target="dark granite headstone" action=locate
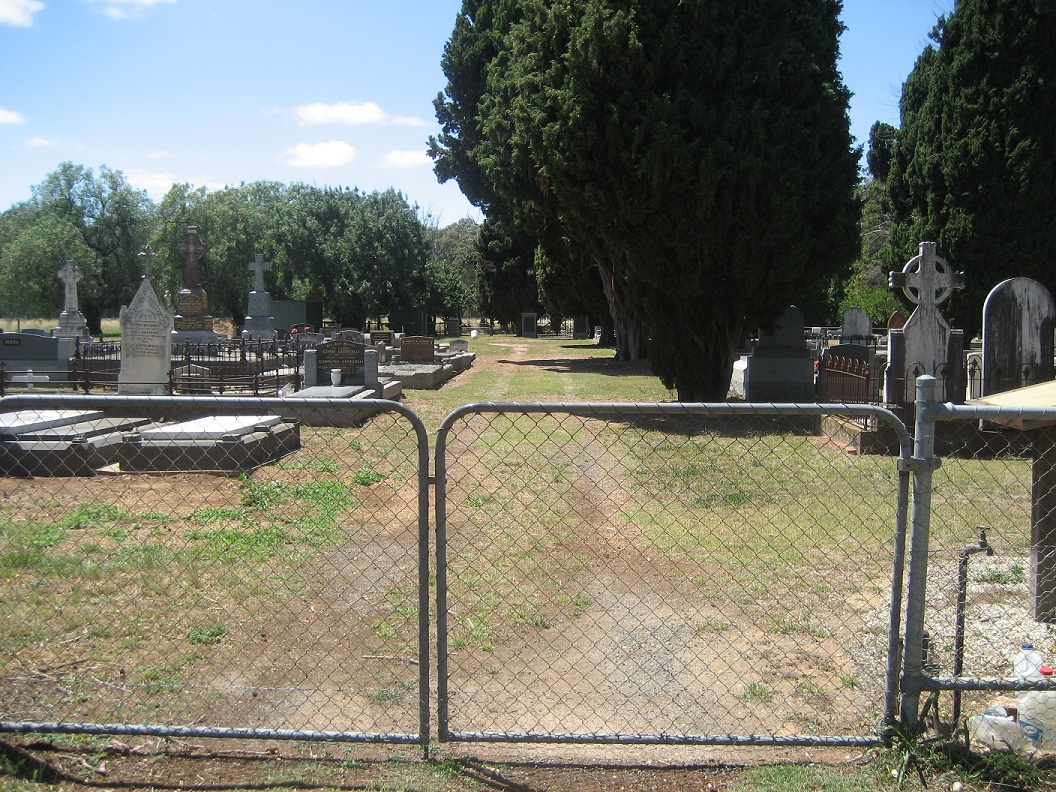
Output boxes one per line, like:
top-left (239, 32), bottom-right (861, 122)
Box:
top-left (981, 278), bottom-right (1055, 396)
top-left (399, 336), bottom-right (435, 363)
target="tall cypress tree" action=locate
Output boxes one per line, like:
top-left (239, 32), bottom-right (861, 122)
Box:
top-left (888, 0), bottom-right (1056, 337)
top-left (433, 1), bottom-right (859, 400)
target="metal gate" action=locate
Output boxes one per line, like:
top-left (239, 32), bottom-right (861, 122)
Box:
top-left (0, 393), bottom-right (431, 747)
top-left (434, 401), bottom-right (911, 746)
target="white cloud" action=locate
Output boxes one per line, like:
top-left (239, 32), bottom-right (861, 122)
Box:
top-left (0, 107), bottom-right (27, 124)
top-left (147, 150), bottom-right (170, 159)
top-left (280, 141), bottom-right (356, 169)
top-left (382, 149), bottom-right (430, 169)
top-left (85, 0), bottom-right (176, 21)
top-left (391, 115), bottom-right (426, 128)
top-left (0, 0), bottom-right (44, 27)
top-left (25, 135), bottom-right (56, 147)
top-left (296, 101), bottom-right (387, 127)
top-left (124, 168), bottom-right (224, 201)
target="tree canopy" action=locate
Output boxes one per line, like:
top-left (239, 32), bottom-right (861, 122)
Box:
top-left (431, 0), bottom-right (860, 399)
top-left (0, 167), bottom-right (476, 335)
top-left (887, 0), bottom-right (1056, 337)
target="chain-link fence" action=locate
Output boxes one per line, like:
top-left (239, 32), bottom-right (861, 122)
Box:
top-left (899, 377), bottom-right (1056, 736)
top-left (435, 402), bottom-right (911, 746)
top-left (0, 394), bottom-right (430, 746)
top-left (8, 381), bottom-right (1056, 751)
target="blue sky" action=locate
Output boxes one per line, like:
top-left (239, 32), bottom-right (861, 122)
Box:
top-left (1, 0), bottom-right (954, 228)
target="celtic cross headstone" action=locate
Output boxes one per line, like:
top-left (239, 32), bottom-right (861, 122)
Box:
top-left (884, 241), bottom-right (966, 405)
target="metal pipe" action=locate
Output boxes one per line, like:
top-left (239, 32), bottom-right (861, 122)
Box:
top-left (953, 526), bottom-right (995, 726)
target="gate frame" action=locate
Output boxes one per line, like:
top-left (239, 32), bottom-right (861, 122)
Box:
top-left (435, 400), bottom-right (912, 747)
top-left (899, 376), bottom-right (1056, 734)
top-left (0, 393), bottom-right (433, 750)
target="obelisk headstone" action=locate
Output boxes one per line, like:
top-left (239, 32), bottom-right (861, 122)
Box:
top-left (53, 260), bottom-right (89, 338)
top-left (118, 247), bottom-right (173, 394)
top-left (172, 225), bottom-right (218, 342)
top-left (242, 254), bottom-right (276, 340)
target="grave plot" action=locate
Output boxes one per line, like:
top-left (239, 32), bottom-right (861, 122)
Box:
top-left (0, 409), bottom-right (155, 476)
top-left (119, 414), bottom-right (300, 473)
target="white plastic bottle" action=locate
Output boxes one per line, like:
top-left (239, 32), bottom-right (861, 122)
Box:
top-left (1015, 643), bottom-right (1045, 681)
top-left (1019, 666), bottom-right (1056, 749)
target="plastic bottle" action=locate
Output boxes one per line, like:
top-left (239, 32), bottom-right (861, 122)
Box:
top-left (1019, 665), bottom-right (1056, 750)
top-left (1014, 643), bottom-right (1045, 682)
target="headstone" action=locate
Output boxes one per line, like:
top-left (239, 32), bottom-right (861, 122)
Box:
top-left (887, 311), bottom-right (907, 331)
top-left (399, 335), bottom-right (435, 364)
top-left (242, 254), bottom-right (276, 340)
top-left (743, 306), bottom-right (815, 402)
top-left (388, 306), bottom-right (427, 336)
top-left (370, 330), bottom-right (394, 346)
top-left (572, 315), bottom-right (590, 339)
top-left (981, 278), bottom-right (1055, 397)
top-left (301, 339), bottom-right (380, 389)
top-left (840, 306), bottom-right (872, 345)
top-left (522, 312), bottom-right (538, 339)
top-left (448, 339), bottom-right (470, 353)
top-left (0, 332), bottom-right (75, 379)
top-left (334, 329), bottom-right (366, 344)
top-left (118, 248), bottom-right (173, 395)
top-left (53, 260), bottom-right (89, 338)
top-left (172, 226), bottom-right (219, 342)
top-left (885, 242), bottom-right (966, 406)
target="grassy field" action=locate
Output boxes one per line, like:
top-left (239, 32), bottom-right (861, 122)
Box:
top-left (0, 333), bottom-right (1050, 791)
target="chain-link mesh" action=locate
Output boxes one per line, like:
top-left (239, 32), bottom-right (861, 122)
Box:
top-left (436, 403), bottom-right (909, 745)
top-left (0, 395), bottom-right (428, 744)
top-left (912, 404), bottom-right (1056, 733)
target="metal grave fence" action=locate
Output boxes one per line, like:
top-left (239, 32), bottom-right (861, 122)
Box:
top-left (0, 394), bottom-right (430, 747)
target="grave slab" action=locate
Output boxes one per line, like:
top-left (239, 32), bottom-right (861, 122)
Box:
top-left (120, 414), bottom-right (299, 472)
top-left (0, 411), bottom-right (154, 476)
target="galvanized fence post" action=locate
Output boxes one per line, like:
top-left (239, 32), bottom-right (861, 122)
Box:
top-left (900, 375), bottom-right (940, 734)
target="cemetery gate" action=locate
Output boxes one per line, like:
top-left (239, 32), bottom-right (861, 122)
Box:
top-left (0, 394), bottom-right (432, 748)
top-left (6, 386), bottom-right (1056, 751)
top-left (434, 400), bottom-right (913, 747)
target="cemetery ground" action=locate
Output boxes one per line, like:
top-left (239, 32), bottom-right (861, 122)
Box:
top-left (1, 333), bottom-right (1053, 791)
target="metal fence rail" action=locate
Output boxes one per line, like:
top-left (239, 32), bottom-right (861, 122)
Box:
top-left (899, 377), bottom-right (1056, 735)
top-left (435, 401), bottom-right (912, 747)
top-left (0, 394), bottom-right (430, 747)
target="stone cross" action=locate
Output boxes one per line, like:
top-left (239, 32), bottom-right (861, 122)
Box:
top-left (889, 241), bottom-right (964, 312)
top-left (57, 260), bottom-right (81, 313)
top-left (884, 241), bottom-right (967, 404)
top-left (138, 246), bottom-right (156, 279)
top-left (248, 254), bottom-right (270, 292)
top-left (177, 226), bottom-right (208, 289)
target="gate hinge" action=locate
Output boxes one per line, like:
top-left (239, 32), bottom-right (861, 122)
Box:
top-left (897, 456), bottom-right (942, 473)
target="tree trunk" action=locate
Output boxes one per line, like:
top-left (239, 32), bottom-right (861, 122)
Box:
top-left (596, 258), bottom-right (647, 361)
top-left (676, 319), bottom-right (744, 402)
